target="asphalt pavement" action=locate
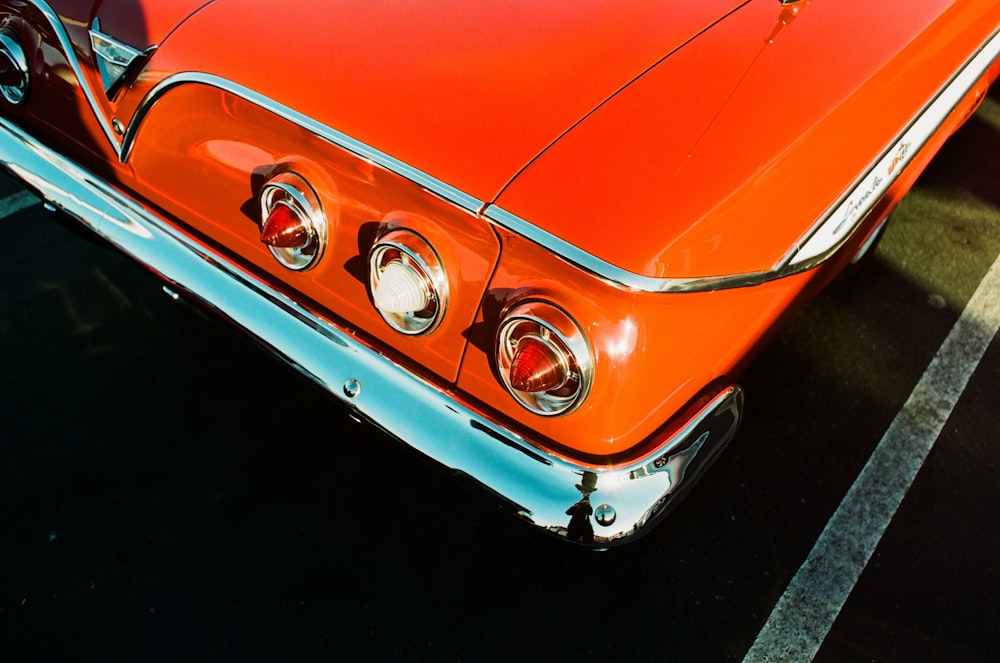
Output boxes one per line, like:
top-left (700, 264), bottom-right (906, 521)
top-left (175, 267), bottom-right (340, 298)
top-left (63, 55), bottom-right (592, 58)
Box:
top-left (1, 89), bottom-right (998, 662)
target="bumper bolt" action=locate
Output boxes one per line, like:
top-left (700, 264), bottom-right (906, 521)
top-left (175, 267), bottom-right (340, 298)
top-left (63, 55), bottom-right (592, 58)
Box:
top-left (594, 504), bottom-right (616, 527)
top-left (343, 379), bottom-right (361, 399)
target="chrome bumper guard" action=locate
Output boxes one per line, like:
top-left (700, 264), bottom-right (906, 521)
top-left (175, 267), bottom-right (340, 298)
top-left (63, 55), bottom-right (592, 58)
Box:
top-left (0, 115), bottom-right (743, 546)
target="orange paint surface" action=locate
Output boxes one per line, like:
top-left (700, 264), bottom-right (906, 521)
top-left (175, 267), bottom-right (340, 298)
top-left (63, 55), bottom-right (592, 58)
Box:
top-left (127, 84), bottom-right (500, 383)
top-left (3, 0), bottom-right (998, 459)
top-left (495, 0), bottom-right (1000, 279)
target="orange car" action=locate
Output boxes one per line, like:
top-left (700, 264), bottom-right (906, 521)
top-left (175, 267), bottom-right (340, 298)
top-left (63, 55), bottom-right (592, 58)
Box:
top-left (1, 0), bottom-right (998, 545)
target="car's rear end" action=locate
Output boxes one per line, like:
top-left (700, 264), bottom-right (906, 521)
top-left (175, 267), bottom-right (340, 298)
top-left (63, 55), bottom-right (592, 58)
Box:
top-left (1, 0), bottom-right (997, 545)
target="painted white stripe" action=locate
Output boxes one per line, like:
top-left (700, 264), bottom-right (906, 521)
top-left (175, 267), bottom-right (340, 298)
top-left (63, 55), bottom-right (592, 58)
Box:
top-left (743, 251), bottom-right (1000, 663)
top-left (0, 189), bottom-right (40, 219)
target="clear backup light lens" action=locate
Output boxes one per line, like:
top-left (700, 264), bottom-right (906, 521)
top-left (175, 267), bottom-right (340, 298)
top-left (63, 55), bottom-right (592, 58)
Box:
top-left (496, 302), bottom-right (594, 416)
top-left (368, 229), bottom-right (448, 335)
top-left (259, 172), bottom-right (327, 270)
top-left (372, 259), bottom-right (430, 313)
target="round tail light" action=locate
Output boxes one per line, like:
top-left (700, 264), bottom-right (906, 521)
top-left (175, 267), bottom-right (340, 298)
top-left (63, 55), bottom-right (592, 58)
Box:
top-left (0, 26), bottom-right (30, 105)
top-left (496, 302), bottom-right (593, 416)
top-left (259, 172), bottom-right (326, 270)
top-left (368, 229), bottom-right (447, 335)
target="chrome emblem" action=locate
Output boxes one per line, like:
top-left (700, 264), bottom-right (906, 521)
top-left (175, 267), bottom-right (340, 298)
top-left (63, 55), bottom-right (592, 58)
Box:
top-left (89, 19), bottom-right (144, 97)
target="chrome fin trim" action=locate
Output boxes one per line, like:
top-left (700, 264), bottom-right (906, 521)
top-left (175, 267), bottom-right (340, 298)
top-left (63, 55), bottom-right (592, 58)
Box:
top-left (483, 205), bottom-right (773, 292)
top-left (18, 0), bottom-right (121, 150)
top-left (0, 113), bottom-right (743, 546)
top-left (120, 72), bottom-right (485, 213)
top-left (120, 72), bottom-right (771, 293)
top-left (780, 24), bottom-right (1000, 273)
top-left (487, 26), bottom-right (1000, 293)
top-left (14, 1), bottom-right (1000, 293)
top-left (89, 19), bottom-right (146, 97)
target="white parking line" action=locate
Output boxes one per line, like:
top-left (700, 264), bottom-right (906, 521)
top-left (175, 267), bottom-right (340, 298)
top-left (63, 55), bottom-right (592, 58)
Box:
top-left (743, 251), bottom-right (1000, 663)
top-left (0, 189), bottom-right (40, 219)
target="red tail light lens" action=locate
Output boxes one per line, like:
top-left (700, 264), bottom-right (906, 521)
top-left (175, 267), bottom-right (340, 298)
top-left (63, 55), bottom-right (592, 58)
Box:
top-left (509, 335), bottom-right (568, 392)
top-left (260, 202), bottom-right (311, 249)
top-left (259, 172), bottom-right (327, 270)
top-left (497, 302), bottom-right (593, 416)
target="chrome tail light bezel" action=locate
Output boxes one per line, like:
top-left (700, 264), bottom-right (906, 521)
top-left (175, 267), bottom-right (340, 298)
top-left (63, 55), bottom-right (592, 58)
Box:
top-left (368, 228), bottom-right (449, 335)
top-left (259, 171), bottom-right (327, 271)
top-left (496, 301), bottom-right (594, 416)
top-left (0, 25), bottom-right (30, 106)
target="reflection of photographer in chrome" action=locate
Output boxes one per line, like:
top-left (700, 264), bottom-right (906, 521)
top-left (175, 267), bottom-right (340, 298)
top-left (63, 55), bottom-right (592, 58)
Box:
top-left (566, 495), bottom-right (594, 544)
top-left (566, 470), bottom-right (597, 543)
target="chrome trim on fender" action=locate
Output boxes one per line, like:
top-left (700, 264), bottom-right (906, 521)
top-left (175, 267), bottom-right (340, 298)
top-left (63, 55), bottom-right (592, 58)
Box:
top-left (484, 205), bottom-right (774, 292)
top-left (122, 73), bottom-right (766, 293)
top-left (16, 0), bottom-right (122, 150)
top-left (12, 0), bottom-right (1000, 294)
top-left (121, 72), bottom-right (485, 214)
top-left (486, 26), bottom-right (1000, 292)
top-left (0, 114), bottom-right (743, 546)
top-left (781, 25), bottom-right (1000, 273)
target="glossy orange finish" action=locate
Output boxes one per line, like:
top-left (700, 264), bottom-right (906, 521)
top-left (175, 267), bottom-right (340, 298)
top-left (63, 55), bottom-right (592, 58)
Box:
top-left (459, 115), bottom-right (968, 458)
top-left (495, 0), bottom-right (1000, 278)
top-left (94, 0), bottom-right (209, 50)
top-left (125, 84), bottom-right (500, 383)
top-left (2, 0), bottom-right (998, 460)
top-left (118, 0), bottom-right (747, 203)
top-left (459, 229), bottom-right (827, 458)
top-left (0, 11), bottom-right (117, 166)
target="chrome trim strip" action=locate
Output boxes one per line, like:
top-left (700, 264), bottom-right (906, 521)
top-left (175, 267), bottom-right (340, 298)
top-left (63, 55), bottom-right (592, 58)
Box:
top-left (781, 24), bottom-right (1000, 272)
top-left (485, 26), bottom-right (1000, 293)
top-left (19, 0), bottom-right (122, 150)
top-left (0, 113), bottom-right (743, 546)
top-left (13, 0), bottom-right (1000, 293)
top-left (484, 205), bottom-right (773, 292)
top-left (121, 72), bottom-right (485, 213)
top-left (123, 71), bottom-right (767, 292)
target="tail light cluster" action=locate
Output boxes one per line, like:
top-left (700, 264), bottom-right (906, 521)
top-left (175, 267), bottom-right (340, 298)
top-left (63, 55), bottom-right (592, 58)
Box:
top-left (258, 172), bottom-right (595, 416)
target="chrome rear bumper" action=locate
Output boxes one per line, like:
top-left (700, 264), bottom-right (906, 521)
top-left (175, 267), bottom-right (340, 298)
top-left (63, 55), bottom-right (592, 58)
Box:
top-left (0, 115), bottom-right (743, 546)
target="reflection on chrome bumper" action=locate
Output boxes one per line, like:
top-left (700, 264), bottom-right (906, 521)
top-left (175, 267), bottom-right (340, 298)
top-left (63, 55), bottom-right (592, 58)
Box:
top-left (0, 115), bottom-right (743, 546)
